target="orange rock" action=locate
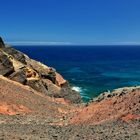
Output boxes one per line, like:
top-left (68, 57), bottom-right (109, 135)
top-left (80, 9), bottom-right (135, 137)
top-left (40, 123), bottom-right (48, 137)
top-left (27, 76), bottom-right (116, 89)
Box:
top-left (0, 102), bottom-right (30, 115)
top-left (55, 98), bottom-right (70, 105)
top-left (69, 88), bottom-right (140, 125)
top-left (55, 72), bottom-right (67, 87)
top-left (121, 114), bottom-right (140, 122)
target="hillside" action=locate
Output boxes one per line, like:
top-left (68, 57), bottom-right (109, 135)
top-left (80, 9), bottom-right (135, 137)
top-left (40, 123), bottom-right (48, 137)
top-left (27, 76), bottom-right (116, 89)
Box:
top-left (0, 37), bottom-right (140, 140)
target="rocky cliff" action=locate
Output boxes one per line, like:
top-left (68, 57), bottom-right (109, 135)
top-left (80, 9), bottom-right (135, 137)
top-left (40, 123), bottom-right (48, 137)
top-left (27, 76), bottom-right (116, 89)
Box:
top-left (0, 37), bottom-right (140, 140)
top-left (0, 37), bottom-right (81, 103)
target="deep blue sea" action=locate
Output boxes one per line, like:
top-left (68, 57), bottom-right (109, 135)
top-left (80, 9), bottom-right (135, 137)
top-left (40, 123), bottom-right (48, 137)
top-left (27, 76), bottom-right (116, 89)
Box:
top-left (14, 45), bottom-right (140, 101)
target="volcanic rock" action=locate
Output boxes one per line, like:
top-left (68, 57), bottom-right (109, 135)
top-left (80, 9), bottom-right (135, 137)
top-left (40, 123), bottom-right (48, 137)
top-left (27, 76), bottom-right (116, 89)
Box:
top-left (0, 37), bottom-right (81, 103)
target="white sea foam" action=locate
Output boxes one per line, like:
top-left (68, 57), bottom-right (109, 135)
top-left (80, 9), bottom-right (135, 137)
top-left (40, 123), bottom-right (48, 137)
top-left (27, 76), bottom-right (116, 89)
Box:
top-left (72, 86), bottom-right (89, 99)
top-left (72, 86), bottom-right (83, 93)
top-left (72, 86), bottom-right (90, 100)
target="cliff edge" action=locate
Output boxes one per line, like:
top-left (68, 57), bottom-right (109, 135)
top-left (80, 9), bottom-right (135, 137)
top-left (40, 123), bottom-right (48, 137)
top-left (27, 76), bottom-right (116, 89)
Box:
top-left (0, 37), bottom-right (81, 104)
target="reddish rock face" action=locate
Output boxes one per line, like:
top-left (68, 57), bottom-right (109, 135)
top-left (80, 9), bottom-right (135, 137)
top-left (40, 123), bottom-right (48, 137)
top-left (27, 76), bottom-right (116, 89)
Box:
top-left (121, 114), bottom-right (140, 122)
top-left (0, 102), bottom-right (31, 115)
top-left (55, 72), bottom-right (67, 87)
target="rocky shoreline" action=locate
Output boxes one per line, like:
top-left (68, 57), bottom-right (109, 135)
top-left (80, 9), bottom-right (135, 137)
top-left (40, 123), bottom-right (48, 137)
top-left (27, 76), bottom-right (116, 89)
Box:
top-left (0, 37), bottom-right (140, 139)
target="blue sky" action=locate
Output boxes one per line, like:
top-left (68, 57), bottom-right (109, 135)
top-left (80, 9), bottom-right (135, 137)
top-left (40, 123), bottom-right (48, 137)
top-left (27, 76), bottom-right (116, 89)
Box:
top-left (1, 0), bottom-right (140, 45)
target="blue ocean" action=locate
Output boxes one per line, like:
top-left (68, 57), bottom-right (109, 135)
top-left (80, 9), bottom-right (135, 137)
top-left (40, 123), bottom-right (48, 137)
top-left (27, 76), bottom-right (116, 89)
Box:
top-left (14, 45), bottom-right (140, 101)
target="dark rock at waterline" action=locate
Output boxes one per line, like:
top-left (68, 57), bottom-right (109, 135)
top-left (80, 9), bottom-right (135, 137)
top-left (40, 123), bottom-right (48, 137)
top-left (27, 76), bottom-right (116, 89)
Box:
top-left (57, 87), bottom-right (82, 104)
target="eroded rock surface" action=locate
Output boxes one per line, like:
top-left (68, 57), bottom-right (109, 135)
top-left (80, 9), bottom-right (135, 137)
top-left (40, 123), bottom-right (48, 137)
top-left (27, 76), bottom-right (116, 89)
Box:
top-left (0, 37), bottom-right (81, 103)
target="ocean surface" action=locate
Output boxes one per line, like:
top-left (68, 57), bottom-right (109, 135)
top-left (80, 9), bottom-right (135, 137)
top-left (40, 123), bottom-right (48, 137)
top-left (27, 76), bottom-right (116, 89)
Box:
top-left (14, 45), bottom-right (140, 101)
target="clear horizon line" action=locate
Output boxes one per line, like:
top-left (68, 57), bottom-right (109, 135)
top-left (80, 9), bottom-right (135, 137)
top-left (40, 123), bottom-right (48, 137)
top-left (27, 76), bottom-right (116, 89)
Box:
top-left (6, 41), bottom-right (72, 45)
top-left (5, 41), bottom-right (140, 46)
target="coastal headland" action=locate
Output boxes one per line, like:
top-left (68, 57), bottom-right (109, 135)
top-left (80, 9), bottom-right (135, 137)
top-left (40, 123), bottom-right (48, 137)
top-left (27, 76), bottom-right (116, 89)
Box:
top-left (0, 37), bottom-right (140, 139)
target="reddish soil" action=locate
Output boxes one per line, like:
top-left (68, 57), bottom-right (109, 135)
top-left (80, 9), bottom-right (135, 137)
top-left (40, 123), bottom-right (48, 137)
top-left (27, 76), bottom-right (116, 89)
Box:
top-left (0, 75), bottom-right (140, 125)
top-left (70, 88), bottom-right (140, 125)
top-left (0, 73), bottom-right (140, 139)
